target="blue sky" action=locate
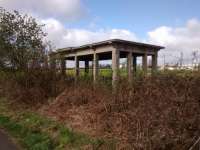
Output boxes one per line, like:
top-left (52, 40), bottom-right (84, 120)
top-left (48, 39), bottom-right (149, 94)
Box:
top-left (1, 0), bottom-right (200, 64)
top-left (72, 0), bottom-right (200, 38)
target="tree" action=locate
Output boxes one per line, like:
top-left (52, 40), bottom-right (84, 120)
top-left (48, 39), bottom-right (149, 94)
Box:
top-left (0, 7), bottom-right (47, 71)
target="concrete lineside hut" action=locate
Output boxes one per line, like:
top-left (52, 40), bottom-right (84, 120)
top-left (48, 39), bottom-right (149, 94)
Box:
top-left (50, 39), bottom-right (164, 86)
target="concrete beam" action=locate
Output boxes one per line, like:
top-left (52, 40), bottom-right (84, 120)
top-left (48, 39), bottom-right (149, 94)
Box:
top-left (117, 46), bottom-right (156, 55)
top-left (64, 45), bottom-right (114, 58)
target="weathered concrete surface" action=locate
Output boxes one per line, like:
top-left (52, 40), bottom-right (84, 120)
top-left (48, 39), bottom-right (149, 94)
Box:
top-left (51, 39), bottom-right (164, 85)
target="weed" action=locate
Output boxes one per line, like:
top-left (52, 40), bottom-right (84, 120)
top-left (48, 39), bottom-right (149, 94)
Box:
top-left (0, 97), bottom-right (110, 149)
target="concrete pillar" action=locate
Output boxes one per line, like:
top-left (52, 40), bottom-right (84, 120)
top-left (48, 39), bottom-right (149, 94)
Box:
top-left (112, 48), bottom-right (120, 87)
top-left (142, 53), bottom-right (148, 75)
top-left (127, 52), bottom-right (133, 81)
top-left (61, 57), bottom-right (66, 75)
top-left (133, 55), bottom-right (137, 75)
top-left (75, 55), bottom-right (79, 78)
top-left (93, 52), bottom-right (99, 82)
top-left (85, 60), bottom-right (89, 74)
top-left (152, 52), bottom-right (158, 74)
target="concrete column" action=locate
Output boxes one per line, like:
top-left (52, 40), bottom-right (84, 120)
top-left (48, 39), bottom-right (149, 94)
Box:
top-left (93, 52), bottom-right (99, 82)
top-left (127, 52), bottom-right (133, 81)
top-left (61, 57), bottom-right (66, 75)
top-left (133, 55), bottom-right (137, 75)
top-left (112, 48), bottom-right (120, 87)
top-left (142, 52), bottom-right (148, 75)
top-left (75, 55), bottom-right (79, 78)
top-left (152, 51), bottom-right (158, 74)
top-left (85, 60), bottom-right (89, 74)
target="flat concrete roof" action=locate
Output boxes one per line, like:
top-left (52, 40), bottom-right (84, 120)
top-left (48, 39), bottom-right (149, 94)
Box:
top-left (56, 39), bottom-right (165, 53)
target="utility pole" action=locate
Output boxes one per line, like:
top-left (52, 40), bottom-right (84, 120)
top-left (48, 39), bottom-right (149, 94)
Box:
top-left (192, 50), bottom-right (199, 70)
top-left (163, 54), bottom-right (166, 70)
top-left (179, 52), bottom-right (183, 69)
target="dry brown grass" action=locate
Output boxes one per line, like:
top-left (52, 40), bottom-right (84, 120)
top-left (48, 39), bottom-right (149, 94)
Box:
top-left (41, 71), bottom-right (200, 150)
top-left (1, 69), bottom-right (200, 149)
top-left (0, 69), bottom-right (70, 107)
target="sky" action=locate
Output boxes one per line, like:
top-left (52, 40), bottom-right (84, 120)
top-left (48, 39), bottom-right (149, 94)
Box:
top-left (0, 0), bottom-right (200, 65)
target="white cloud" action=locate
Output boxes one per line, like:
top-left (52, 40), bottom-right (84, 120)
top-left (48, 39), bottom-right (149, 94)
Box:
top-left (41, 18), bottom-right (138, 48)
top-left (0, 0), bottom-right (137, 48)
top-left (0, 0), bottom-right (85, 21)
top-left (41, 18), bottom-right (200, 65)
top-left (148, 18), bottom-right (200, 65)
top-left (40, 18), bottom-right (137, 68)
top-left (1, 0), bottom-right (199, 65)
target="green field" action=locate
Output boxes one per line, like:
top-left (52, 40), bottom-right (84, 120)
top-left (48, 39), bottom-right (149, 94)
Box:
top-left (65, 68), bottom-right (148, 78)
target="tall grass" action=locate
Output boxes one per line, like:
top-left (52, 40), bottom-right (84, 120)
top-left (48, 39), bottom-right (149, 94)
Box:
top-left (0, 69), bottom-right (70, 105)
top-left (1, 68), bottom-right (200, 149)
top-left (42, 70), bottom-right (200, 150)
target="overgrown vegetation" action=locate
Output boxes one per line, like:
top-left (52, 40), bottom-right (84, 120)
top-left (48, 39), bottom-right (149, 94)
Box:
top-left (42, 71), bottom-right (200, 150)
top-left (0, 7), bottom-right (108, 149)
top-left (0, 7), bottom-right (200, 150)
top-left (0, 7), bottom-right (66, 104)
top-left (0, 98), bottom-right (109, 150)
top-left (0, 7), bottom-right (47, 71)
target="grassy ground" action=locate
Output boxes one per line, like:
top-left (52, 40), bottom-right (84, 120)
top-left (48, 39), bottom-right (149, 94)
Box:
top-left (66, 68), bottom-right (114, 77)
top-left (63, 68), bottom-right (199, 84)
top-left (66, 68), bottom-right (148, 78)
top-left (0, 97), bottom-right (110, 150)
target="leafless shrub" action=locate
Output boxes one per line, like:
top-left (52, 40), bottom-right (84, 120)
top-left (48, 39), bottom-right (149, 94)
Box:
top-left (0, 69), bottom-right (69, 107)
top-left (42, 71), bottom-right (200, 150)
